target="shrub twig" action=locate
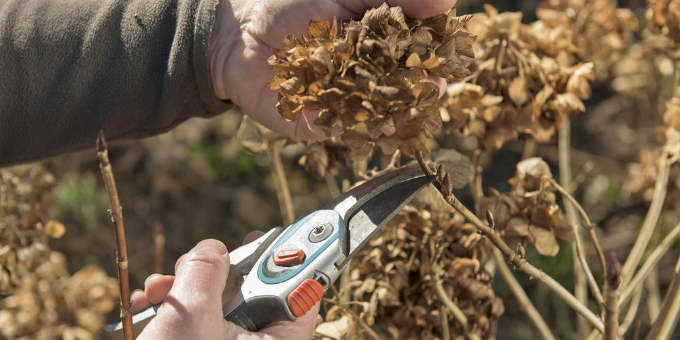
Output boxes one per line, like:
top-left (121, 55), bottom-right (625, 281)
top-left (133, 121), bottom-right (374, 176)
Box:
top-left (645, 257), bottom-right (680, 340)
top-left (96, 131), bottom-right (134, 340)
top-left (558, 122), bottom-right (590, 336)
top-left (604, 252), bottom-right (621, 340)
top-left (620, 152), bottom-right (671, 288)
top-left (491, 248), bottom-right (555, 340)
top-left (618, 222), bottom-right (680, 308)
top-left (550, 178), bottom-right (607, 288)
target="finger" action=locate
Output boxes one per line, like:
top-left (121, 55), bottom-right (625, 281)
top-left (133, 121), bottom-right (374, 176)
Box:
top-left (144, 274), bottom-right (175, 305)
top-left (169, 239), bottom-right (230, 314)
top-left (339, 0), bottom-right (457, 19)
top-left (388, 0), bottom-right (458, 18)
top-left (259, 302), bottom-right (321, 338)
top-left (242, 231), bottom-right (265, 245)
top-left (174, 254), bottom-right (186, 273)
top-left (131, 289), bottom-right (151, 313)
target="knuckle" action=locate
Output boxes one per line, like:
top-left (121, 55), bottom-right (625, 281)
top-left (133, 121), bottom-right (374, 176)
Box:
top-left (183, 250), bottom-right (228, 270)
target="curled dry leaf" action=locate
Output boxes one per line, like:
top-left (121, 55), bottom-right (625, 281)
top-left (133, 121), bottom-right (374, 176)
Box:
top-left (269, 4), bottom-right (475, 176)
top-left (478, 158), bottom-right (572, 256)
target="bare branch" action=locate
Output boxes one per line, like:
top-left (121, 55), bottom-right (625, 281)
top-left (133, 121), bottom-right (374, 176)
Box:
top-left (96, 131), bottom-right (134, 340)
top-left (604, 252), bottom-right (622, 340)
top-left (619, 222), bottom-right (680, 308)
top-left (550, 178), bottom-right (607, 287)
top-left (646, 257), bottom-right (680, 340)
top-left (492, 248), bottom-right (555, 340)
top-left (620, 152), bottom-right (671, 288)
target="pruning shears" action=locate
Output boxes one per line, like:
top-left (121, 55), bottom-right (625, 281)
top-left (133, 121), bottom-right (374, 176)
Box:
top-left (104, 164), bottom-right (433, 334)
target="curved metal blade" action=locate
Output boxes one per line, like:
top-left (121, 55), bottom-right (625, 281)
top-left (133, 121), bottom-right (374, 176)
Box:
top-left (328, 164), bottom-right (434, 267)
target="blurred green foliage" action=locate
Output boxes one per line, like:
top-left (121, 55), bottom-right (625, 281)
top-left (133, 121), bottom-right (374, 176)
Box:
top-left (51, 173), bottom-right (108, 230)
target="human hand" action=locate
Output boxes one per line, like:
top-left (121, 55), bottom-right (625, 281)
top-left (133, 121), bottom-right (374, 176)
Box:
top-left (209, 0), bottom-right (458, 140)
top-left (130, 236), bottom-right (318, 340)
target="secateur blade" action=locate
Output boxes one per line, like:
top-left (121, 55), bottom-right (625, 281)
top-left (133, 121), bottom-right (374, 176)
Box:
top-left (328, 163), bottom-right (433, 268)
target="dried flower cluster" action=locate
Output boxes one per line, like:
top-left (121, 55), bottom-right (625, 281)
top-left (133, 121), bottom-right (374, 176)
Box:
top-left (0, 166), bottom-right (118, 339)
top-left (537, 0), bottom-right (638, 79)
top-left (440, 5), bottom-right (595, 149)
top-left (269, 4), bottom-right (475, 176)
top-left (647, 0), bottom-right (680, 46)
top-left (477, 158), bottom-right (573, 256)
top-left (316, 188), bottom-right (503, 339)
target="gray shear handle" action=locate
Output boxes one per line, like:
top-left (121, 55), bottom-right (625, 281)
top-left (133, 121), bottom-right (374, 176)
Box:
top-left (225, 297), bottom-right (292, 331)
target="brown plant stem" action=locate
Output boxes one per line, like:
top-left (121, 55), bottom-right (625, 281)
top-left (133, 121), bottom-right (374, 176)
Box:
top-left (619, 287), bottom-right (642, 336)
top-left (620, 152), bottom-right (671, 288)
top-left (492, 248), bottom-right (555, 340)
top-left (471, 150), bottom-right (484, 201)
top-left (645, 257), bottom-right (680, 340)
top-left (645, 269), bottom-right (662, 321)
top-left (604, 252), bottom-right (621, 340)
top-left (432, 265), bottom-right (482, 340)
top-left (440, 306), bottom-right (450, 340)
top-left (415, 152), bottom-right (605, 333)
top-left (96, 131), bottom-right (134, 340)
top-left (266, 138), bottom-right (295, 226)
top-left (618, 222), bottom-right (680, 308)
top-left (550, 178), bottom-right (607, 288)
top-left (558, 121), bottom-right (598, 334)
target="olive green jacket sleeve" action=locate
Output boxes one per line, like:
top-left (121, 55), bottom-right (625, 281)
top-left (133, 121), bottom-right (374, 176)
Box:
top-left (0, 0), bottom-right (233, 166)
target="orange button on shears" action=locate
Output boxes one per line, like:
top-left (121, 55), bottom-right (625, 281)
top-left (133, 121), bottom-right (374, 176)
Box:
top-left (287, 278), bottom-right (324, 317)
top-left (273, 248), bottom-right (306, 266)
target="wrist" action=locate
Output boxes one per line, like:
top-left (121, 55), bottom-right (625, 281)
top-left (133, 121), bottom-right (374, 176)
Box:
top-left (208, 0), bottom-right (242, 101)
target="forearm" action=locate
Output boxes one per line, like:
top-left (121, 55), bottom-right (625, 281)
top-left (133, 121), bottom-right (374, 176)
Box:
top-left (0, 0), bottom-right (232, 165)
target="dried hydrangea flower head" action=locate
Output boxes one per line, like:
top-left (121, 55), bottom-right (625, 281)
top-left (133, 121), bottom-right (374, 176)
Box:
top-left (537, 0), bottom-right (638, 79)
top-left (319, 187), bottom-right (503, 338)
top-left (0, 166), bottom-right (118, 339)
top-left (269, 4), bottom-right (476, 169)
top-left (478, 158), bottom-right (573, 256)
top-left (647, 0), bottom-right (680, 46)
top-left (440, 5), bottom-right (595, 149)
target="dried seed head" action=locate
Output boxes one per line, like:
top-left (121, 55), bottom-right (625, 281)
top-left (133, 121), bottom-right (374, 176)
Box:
top-left (270, 5), bottom-right (476, 176)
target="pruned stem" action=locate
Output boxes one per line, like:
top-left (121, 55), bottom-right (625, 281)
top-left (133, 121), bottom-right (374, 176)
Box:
top-left (620, 152), bottom-right (671, 288)
top-left (618, 222), bottom-right (680, 308)
top-left (415, 153), bottom-right (605, 333)
top-left (492, 248), bottom-right (555, 340)
top-left (96, 131), bottom-right (134, 340)
top-left (646, 257), bottom-right (680, 340)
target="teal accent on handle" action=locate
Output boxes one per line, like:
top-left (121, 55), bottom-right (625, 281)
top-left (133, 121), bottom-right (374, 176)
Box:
top-left (258, 210), bottom-right (343, 284)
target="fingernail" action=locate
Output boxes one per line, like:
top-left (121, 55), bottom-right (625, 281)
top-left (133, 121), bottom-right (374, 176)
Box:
top-left (192, 239), bottom-right (228, 255)
top-left (144, 273), bottom-right (162, 286)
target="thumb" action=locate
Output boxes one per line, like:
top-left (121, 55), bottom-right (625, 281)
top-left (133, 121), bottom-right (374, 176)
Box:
top-left (171, 239), bottom-right (230, 313)
top-left (140, 239), bottom-right (230, 339)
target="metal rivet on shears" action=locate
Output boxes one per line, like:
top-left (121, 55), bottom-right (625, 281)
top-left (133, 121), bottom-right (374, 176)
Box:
top-left (308, 223), bottom-right (332, 243)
